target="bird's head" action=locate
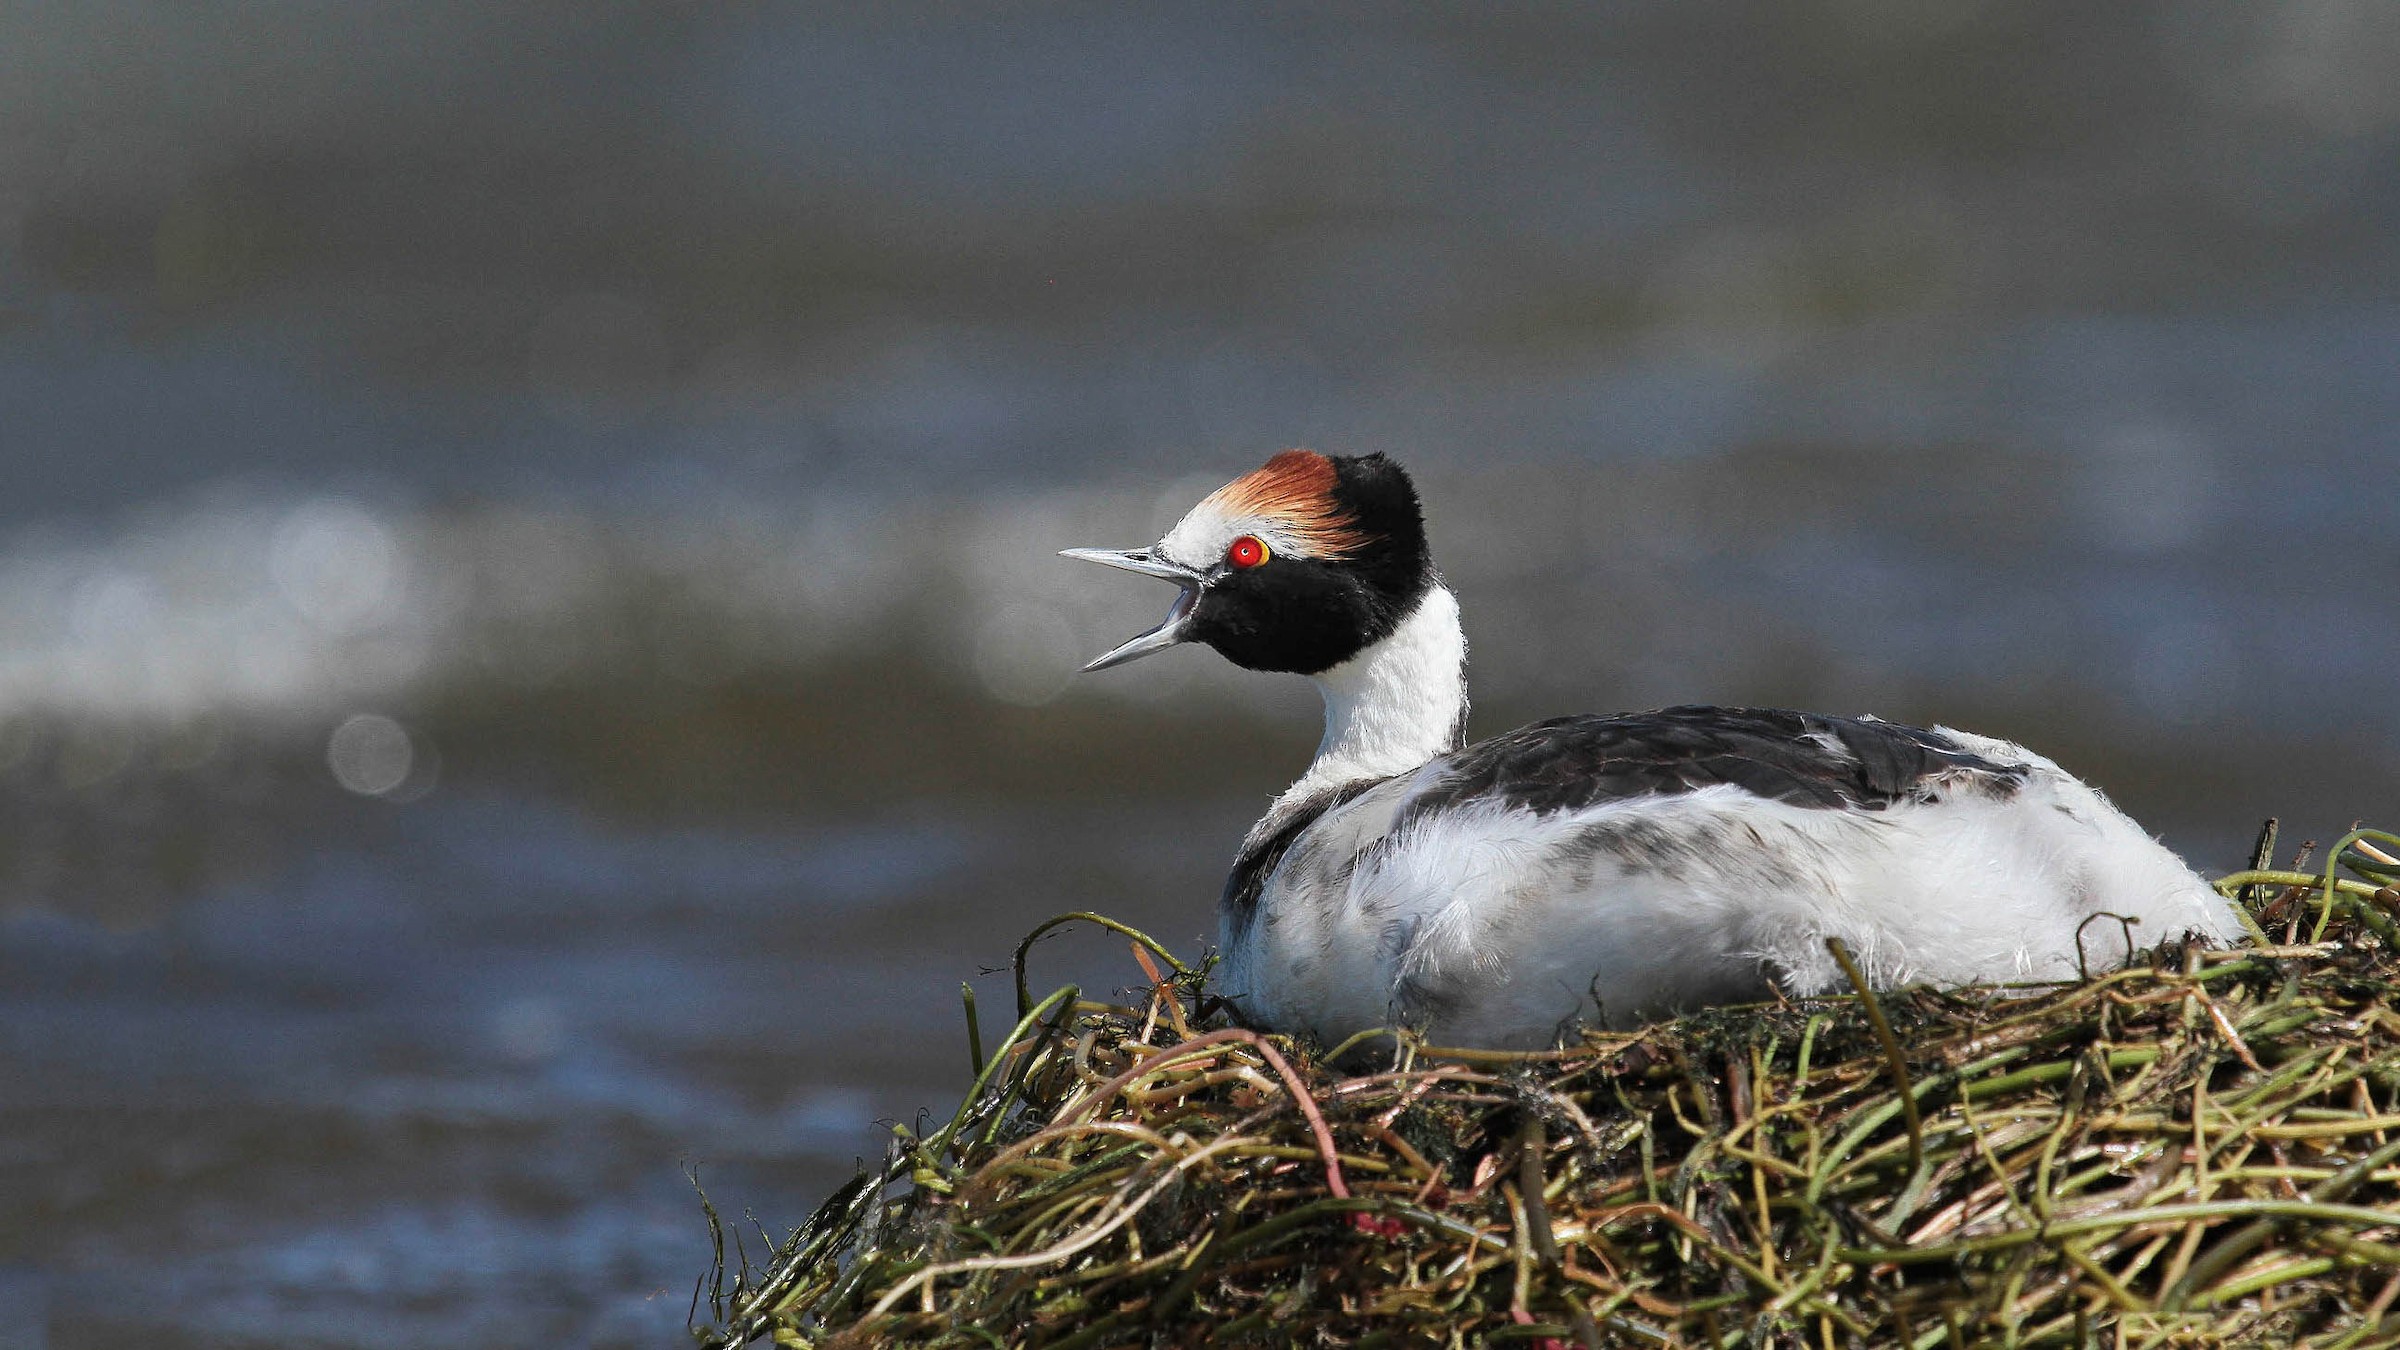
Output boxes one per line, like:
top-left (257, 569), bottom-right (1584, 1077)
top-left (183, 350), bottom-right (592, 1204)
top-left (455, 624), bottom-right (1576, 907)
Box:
top-left (1064, 450), bottom-right (1432, 676)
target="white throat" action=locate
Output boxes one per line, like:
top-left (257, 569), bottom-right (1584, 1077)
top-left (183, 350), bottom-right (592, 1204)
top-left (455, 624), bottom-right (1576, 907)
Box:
top-left (1275, 584), bottom-right (1468, 814)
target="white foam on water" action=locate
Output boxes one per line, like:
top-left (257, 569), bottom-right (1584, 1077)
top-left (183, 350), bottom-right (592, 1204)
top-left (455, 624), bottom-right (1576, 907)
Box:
top-left (0, 442), bottom-right (2385, 755)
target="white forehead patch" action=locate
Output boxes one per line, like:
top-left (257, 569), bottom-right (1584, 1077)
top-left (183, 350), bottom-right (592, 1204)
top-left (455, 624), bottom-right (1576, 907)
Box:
top-left (1157, 501), bottom-right (1316, 570)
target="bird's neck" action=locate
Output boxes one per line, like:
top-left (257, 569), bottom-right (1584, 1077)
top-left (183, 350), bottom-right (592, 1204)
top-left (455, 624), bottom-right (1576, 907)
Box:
top-left (1276, 583), bottom-right (1469, 813)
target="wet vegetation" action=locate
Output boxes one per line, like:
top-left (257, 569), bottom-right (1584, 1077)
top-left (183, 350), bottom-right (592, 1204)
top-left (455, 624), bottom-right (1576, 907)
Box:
top-left (697, 826), bottom-right (2400, 1348)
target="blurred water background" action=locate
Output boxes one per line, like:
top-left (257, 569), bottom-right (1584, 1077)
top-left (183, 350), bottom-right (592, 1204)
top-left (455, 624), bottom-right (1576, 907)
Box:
top-left (2, 4), bottom-right (2396, 1346)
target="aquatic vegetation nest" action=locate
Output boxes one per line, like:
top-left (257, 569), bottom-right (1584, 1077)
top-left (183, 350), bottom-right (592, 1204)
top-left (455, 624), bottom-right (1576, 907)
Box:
top-left (694, 826), bottom-right (2400, 1348)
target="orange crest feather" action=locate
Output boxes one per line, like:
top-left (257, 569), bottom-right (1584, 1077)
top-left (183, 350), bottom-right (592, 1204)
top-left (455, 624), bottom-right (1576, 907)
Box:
top-left (1204, 450), bottom-right (1367, 560)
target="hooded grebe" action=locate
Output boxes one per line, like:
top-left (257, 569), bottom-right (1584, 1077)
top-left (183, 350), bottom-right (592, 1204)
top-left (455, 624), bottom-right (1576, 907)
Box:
top-left (1065, 450), bottom-right (2238, 1049)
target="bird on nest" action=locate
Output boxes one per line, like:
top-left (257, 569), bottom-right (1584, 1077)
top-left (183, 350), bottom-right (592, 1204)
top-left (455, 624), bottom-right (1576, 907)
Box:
top-left (1064, 450), bottom-right (2239, 1049)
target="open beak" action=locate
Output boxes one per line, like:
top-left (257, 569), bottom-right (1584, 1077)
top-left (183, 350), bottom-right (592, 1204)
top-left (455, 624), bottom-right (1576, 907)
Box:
top-left (1060, 546), bottom-right (1205, 672)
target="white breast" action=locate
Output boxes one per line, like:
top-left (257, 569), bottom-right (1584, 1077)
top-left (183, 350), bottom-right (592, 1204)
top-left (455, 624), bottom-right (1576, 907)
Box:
top-left (1216, 731), bottom-right (2239, 1050)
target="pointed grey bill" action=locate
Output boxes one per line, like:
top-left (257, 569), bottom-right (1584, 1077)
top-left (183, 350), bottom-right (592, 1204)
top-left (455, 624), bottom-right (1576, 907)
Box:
top-left (1060, 546), bottom-right (1206, 672)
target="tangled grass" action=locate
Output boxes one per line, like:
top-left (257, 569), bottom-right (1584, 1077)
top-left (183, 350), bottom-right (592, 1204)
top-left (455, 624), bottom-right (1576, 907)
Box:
top-left (694, 826), bottom-right (2400, 1348)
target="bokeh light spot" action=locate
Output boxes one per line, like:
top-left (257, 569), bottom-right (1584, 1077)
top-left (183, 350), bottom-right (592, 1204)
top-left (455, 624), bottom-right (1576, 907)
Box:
top-left (327, 713), bottom-right (415, 797)
top-left (271, 500), bottom-right (399, 632)
top-left (973, 603), bottom-right (1078, 707)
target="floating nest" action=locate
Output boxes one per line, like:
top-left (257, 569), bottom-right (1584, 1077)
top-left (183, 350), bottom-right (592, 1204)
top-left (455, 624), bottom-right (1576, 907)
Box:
top-left (694, 826), bottom-right (2400, 1348)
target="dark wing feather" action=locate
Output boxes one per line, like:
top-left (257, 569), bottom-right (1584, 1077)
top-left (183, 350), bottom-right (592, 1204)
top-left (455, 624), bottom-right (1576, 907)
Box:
top-left (1401, 706), bottom-right (2027, 823)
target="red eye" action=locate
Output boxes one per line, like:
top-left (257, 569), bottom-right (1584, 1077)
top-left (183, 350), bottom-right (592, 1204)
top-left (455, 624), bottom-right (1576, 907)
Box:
top-left (1227, 535), bottom-right (1269, 569)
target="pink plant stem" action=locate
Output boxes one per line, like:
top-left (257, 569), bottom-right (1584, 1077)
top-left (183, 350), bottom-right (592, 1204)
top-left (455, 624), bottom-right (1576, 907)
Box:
top-left (1066, 1026), bottom-right (1350, 1200)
